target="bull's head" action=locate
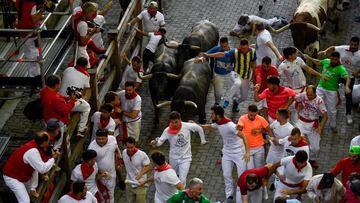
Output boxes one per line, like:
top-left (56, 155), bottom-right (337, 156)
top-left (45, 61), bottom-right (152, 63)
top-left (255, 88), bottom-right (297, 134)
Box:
top-left (269, 21), bottom-right (320, 53)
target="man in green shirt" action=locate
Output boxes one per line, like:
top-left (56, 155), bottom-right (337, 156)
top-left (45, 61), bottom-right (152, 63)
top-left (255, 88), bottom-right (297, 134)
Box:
top-left (167, 178), bottom-right (212, 203)
top-left (304, 51), bottom-right (351, 134)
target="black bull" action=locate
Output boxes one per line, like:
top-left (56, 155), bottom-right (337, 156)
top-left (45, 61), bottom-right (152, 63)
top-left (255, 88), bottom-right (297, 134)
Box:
top-left (141, 20), bottom-right (219, 124)
top-left (158, 60), bottom-right (212, 124)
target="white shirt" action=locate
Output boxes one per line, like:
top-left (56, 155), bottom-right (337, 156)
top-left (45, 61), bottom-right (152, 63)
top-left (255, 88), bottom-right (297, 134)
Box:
top-left (306, 174), bottom-right (345, 203)
top-left (71, 163), bottom-right (99, 195)
top-left (295, 92), bottom-right (327, 120)
top-left (118, 90), bottom-right (142, 123)
top-left (154, 168), bottom-right (181, 203)
top-left (280, 156), bottom-right (312, 184)
top-left (58, 191), bottom-right (97, 203)
top-left (122, 149), bottom-right (150, 187)
top-left (211, 121), bottom-right (245, 155)
top-left (145, 32), bottom-right (162, 53)
top-left (60, 67), bottom-right (90, 96)
top-left (73, 6), bottom-right (105, 48)
top-left (256, 29), bottom-right (277, 65)
top-left (335, 45), bottom-right (360, 76)
top-left (90, 112), bottom-right (116, 141)
top-left (137, 9), bottom-right (165, 32)
top-left (278, 57), bottom-right (307, 89)
top-left (351, 135), bottom-right (360, 146)
top-left (279, 136), bottom-right (310, 158)
top-left (23, 148), bottom-right (55, 174)
top-left (269, 121), bottom-right (294, 155)
top-left (155, 122), bottom-right (207, 160)
top-left (88, 136), bottom-right (118, 174)
top-left (119, 66), bottom-right (142, 90)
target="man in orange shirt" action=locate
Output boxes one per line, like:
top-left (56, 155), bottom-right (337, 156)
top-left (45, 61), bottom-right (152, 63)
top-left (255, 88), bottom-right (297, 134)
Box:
top-left (237, 104), bottom-right (274, 169)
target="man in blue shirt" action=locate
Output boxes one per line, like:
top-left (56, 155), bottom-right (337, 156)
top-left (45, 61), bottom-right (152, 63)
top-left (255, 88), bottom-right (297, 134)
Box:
top-left (200, 39), bottom-right (257, 112)
top-left (205, 37), bottom-right (234, 106)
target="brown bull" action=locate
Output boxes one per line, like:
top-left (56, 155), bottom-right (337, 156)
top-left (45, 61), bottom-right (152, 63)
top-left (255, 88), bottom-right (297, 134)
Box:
top-left (271, 0), bottom-right (327, 56)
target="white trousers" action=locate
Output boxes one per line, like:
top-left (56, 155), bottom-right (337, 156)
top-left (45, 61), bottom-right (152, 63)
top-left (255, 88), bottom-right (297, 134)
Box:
top-left (296, 119), bottom-right (320, 160)
top-left (126, 120), bottom-right (141, 142)
top-left (72, 98), bottom-right (91, 131)
top-left (316, 87), bottom-right (338, 128)
top-left (3, 174), bottom-right (38, 203)
top-left (213, 73), bottom-right (230, 104)
top-left (226, 71), bottom-right (250, 103)
top-left (22, 37), bottom-right (40, 77)
top-left (248, 187), bottom-right (263, 203)
top-left (246, 146), bottom-right (265, 170)
top-left (99, 173), bottom-right (116, 203)
top-left (77, 45), bottom-right (90, 67)
top-left (222, 152), bottom-right (246, 202)
top-left (169, 157), bottom-right (191, 186)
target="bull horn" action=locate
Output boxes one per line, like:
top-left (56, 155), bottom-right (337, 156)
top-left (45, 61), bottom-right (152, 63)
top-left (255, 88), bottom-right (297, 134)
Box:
top-left (184, 101), bottom-right (198, 108)
top-left (166, 73), bottom-right (181, 79)
top-left (304, 23), bottom-right (321, 32)
top-left (190, 45), bottom-right (201, 50)
top-left (156, 101), bottom-right (172, 108)
top-left (164, 41), bottom-right (180, 49)
top-left (138, 72), bottom-right (153, 80)
top-left (286, 22), bottom-right (321, 32)
top-left (268, 23), bottom-right (291, 34)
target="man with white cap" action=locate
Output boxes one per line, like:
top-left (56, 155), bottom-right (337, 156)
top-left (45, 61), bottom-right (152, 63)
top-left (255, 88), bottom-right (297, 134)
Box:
top-left (128, 1), bottom-right (165, 54)
top-left (128, 1), bottom-right (165, 33)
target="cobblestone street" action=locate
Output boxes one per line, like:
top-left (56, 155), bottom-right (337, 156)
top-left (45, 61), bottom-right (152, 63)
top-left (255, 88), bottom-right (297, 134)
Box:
top-left (0, 0), bottom-right (360, 202)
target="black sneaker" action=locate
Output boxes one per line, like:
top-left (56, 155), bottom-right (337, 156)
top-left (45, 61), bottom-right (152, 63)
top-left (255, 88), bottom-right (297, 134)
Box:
top-left (232, 100), bottom-right (239, 112)
top-left (118, 180), bottom-right (126, 190)
top-left (269, 183), bottom-right (275, 191)
top-left (225, 196), bottom-right (234, 203)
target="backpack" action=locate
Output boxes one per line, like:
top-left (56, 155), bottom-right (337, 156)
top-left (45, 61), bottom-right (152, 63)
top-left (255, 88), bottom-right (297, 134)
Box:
top-left (23, 98), bottom-right (43, 121)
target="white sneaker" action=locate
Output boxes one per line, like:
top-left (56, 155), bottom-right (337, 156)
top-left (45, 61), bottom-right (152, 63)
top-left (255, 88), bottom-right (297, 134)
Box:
top-left (347, 115), bottom-right (353, 125)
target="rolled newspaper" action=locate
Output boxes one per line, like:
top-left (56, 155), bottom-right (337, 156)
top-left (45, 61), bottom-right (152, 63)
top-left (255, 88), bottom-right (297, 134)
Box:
top-left (124, 179), bottom-right (140, 188)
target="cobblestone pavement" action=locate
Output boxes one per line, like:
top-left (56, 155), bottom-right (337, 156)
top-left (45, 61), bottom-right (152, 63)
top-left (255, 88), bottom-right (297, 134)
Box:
top-left (1, 0), bottom-right (360, 202)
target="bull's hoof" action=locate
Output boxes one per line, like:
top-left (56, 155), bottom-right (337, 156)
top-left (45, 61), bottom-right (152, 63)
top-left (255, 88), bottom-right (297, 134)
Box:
top-left (153, 119), bottom-right (160, 127)
top-left (258, 5), bottom-right (263, 11)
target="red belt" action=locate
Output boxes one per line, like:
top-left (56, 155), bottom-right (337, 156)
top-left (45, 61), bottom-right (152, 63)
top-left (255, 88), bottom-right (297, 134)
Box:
top-left (298, 116), bottom-right (319, 128)
top-left (280, 179), bottom-right (303, 188)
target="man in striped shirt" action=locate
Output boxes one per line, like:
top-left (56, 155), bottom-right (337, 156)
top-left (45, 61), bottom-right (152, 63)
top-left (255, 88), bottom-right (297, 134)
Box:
top-left (202, 39), bottom-right (257, 112)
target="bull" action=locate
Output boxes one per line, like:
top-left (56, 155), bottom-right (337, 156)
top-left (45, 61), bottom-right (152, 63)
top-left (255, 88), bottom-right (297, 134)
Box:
top-left (157, 59), bottom-right (212, 124)
top-left (270, 0), bottom-right (326, 56)
top-left (177, 20), bottom-right (219, 69)
top-left (139, 20), bottom-right (219, 125)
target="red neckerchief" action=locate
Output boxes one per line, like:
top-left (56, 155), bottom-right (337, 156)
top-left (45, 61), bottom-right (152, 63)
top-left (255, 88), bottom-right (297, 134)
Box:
top-left (290, 137), bottom-right (308, 147)
top-left (155, 163), bottom-right (172, 172)
top-left (154, 31), bottom-right (162, 35)
top-left (67, 192), bottom-right (82, 200)
top-left (75, 65), bottom-right (90, 77)
top-left (292, 157), bottom-right (306, 172)
top-left (111, 104), bottom-right (122, 119)
top-left (100, 115), bottom-right (110, 129)
top-left (168, 122), bottom-right (182, 135)
top-left (237, 47), bottom-right (250, 54)
top-left (185, 189), bottom-right (198, 201)
top-left (125, 91), bottom-right (138, 100)
top-left (216, 117), bottom-right (232, 125)
top-left (96, 180), bottom-right (110, 202)
top-left (126, 148), bottom-right (138, 159)
top-left (80, 162), bottom-right (94, 180)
